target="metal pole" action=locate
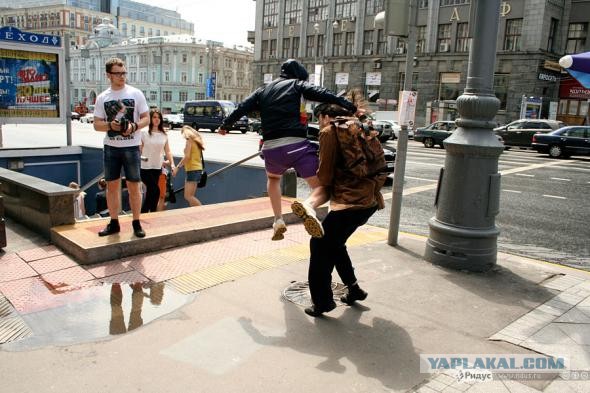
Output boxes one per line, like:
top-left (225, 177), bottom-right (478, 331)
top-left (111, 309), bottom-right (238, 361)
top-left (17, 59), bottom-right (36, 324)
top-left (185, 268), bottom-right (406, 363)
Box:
top-left (64, 32), bottom-right (73, 146)
top-left (159, 43), bottom-right (162, 109)
top-left (387, 0), bottom-right (416, 246)
top-left (424, 0), bottom-right (504, 272)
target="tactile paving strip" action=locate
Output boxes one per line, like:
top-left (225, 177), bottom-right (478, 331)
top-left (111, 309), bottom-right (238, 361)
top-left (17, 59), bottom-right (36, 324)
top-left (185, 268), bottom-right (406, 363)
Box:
top-left (167, 245), bottom-right (308, 295)
top-left (0, 295), bottom-right (32, 344)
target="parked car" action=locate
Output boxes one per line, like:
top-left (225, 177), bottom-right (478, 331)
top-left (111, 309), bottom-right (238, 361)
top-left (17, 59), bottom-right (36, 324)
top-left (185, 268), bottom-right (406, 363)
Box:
top-left (249, 118), bottom-right (262, 133)
top-left (71, 111), bottom-right (81, 121)
top-left (414, 121), bottom-right (457, 148)
top-left (183, 100), bottom-right (249, 133)
top-left (80, 113), bottom-right (94, 123)
top-left (531, 126), bottom-right (590, 158)
top-left (378, 120), bottom-right (411, 139)
top-left (372, 120), bottom-right (395, 143)
top-left (494, 119), bottom-right (565, 148)
top-left (163, 114), bottom-right (183, 129)
top-left (259, 123), bottom-right (396, 184)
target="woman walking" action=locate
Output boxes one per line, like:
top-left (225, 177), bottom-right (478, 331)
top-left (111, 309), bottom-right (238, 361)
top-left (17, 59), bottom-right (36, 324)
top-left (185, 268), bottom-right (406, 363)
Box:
top-left (140, 109), bottom-right (175, 212)
top-left (173, 126), bottom-right (205, 207)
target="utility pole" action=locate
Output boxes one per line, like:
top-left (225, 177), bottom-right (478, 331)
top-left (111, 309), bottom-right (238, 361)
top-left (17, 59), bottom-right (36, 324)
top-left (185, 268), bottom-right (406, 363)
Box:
top-left (64, 32), bottom-right (72, 146)
top-left (387, 0), bottom-right (416, 246)
top-left (424, 0), bottom-right (504, 272)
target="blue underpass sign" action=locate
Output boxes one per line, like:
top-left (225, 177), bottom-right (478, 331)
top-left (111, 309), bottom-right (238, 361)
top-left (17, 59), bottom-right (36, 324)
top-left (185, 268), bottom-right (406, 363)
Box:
top-left (0, 26), bottom-right (61, 47)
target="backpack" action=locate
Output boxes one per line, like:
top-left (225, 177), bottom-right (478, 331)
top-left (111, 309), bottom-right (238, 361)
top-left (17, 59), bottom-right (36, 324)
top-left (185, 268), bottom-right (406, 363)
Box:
top-left (332, 118), bottom-right (390, 182)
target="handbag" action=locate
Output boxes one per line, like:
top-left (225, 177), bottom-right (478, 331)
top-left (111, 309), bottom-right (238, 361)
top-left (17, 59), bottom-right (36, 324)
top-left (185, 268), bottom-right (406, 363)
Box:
top-left (197, 151), bottom-right (208, 188)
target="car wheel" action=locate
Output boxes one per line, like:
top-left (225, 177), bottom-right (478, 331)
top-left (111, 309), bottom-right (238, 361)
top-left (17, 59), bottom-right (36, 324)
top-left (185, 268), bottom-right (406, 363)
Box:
top-left (548, 144), bottom-right (563, 158)
top-left (241, 129), bottom-right (247, 134)
top-left (379, 136), bottom-right (389, 143)
top-left (210, 128), bottom-right (217, 133)
top-left (423, 137), bottom-right (434, 148)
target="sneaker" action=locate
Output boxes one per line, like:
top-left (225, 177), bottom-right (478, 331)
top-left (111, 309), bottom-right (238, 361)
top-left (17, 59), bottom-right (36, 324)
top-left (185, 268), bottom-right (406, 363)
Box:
top-left (271, 218), bottom-right (287, 241)
top-left (132, 221), bottom-right (146, 238)
top-left (98, 223), bottom-right (120, 237)
top-left (304, 301), bottom-right (337, 317)
top-left (291, 201), bottom-right (324, 238)
top-left (340, 285), bottom-right (368, 305)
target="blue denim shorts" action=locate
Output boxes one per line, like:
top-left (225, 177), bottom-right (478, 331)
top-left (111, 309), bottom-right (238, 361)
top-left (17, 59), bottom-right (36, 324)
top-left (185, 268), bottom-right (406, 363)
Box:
top-left (103, 145), bottom-right (141, 182)
top-left (186, 170), bottom-right (202, 182)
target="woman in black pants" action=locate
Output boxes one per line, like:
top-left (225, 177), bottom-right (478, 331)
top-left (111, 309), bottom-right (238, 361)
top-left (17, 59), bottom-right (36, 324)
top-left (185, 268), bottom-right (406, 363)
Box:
top-left (304, 99), bottom-right (387, 317)
top-left (140, 109), bottom-right (175, 212)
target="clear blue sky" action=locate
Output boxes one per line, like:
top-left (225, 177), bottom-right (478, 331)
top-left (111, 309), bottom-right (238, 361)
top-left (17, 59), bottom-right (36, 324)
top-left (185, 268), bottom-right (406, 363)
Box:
top-left (140, 0), bottom-right (256, 48)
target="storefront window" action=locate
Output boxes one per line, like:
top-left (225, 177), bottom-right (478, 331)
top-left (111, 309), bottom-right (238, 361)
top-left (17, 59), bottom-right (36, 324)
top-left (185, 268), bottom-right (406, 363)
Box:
top-left (568, 100), bottom-right (579, 116)
top-left (439, 72), bottom-right (461, 101)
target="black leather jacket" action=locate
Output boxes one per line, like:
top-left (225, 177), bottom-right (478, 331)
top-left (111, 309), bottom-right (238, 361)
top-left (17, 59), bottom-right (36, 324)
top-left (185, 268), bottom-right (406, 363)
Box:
top-left (221, 79), bottom-right (357, 141)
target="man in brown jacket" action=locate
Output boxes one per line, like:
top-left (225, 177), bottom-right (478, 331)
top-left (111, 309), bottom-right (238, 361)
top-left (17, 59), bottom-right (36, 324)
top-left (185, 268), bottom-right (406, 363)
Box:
top-left (304, 103), bottom-right (386, 317)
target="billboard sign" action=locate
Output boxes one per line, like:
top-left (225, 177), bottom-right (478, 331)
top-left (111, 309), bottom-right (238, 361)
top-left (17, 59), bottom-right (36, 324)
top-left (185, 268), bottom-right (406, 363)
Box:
top-left (0, 27), bottom-right (65, 124)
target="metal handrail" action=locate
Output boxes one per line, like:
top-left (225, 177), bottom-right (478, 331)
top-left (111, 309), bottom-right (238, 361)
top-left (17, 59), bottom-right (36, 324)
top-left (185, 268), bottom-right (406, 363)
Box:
top-left (173, 151), bottom-right (261, 195)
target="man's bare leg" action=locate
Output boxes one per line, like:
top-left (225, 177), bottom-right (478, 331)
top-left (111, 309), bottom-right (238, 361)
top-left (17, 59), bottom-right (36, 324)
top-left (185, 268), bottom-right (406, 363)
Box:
top-left (267, 172), bottom-right (286, 240)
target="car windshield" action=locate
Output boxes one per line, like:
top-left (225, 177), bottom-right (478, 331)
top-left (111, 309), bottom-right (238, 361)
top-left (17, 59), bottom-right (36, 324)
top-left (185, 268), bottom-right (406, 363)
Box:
top-left (221, 102), bottom-right (236, 116)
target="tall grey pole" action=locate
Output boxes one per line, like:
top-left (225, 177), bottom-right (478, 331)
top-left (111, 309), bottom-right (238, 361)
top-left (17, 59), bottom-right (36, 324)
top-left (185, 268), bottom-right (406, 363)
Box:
top-left (387, 0), bottom-right (416, 246)
top-left (64, 32), bottom-right (73, 146)
top-left (424, 0), bottom-right (504, 272)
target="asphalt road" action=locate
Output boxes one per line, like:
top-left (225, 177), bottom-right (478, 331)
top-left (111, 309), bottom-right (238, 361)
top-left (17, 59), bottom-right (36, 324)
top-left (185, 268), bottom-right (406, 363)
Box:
top-left (2, 122), bottom-right (589, 269)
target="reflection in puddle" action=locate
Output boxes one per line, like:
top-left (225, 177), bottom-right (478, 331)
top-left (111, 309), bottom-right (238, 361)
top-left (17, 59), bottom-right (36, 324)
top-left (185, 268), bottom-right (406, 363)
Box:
top-left (2, 282), bottom-right (194, 351)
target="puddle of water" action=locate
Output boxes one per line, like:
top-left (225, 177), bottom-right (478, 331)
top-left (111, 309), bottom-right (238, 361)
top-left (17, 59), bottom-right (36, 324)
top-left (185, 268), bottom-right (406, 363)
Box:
top-left (2, 282), bottom-right (194, 351)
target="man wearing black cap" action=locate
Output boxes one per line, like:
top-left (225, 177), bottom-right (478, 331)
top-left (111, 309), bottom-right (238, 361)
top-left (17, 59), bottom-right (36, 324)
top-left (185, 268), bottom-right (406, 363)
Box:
top-left (218, 59), bottom-right (356, 241)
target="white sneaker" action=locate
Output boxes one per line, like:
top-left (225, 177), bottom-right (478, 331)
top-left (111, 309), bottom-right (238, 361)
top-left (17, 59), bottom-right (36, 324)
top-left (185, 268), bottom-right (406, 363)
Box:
top-left (291, 201), bottom-right (324, 238)
top-left (272, 218), bottom-right (287, 241)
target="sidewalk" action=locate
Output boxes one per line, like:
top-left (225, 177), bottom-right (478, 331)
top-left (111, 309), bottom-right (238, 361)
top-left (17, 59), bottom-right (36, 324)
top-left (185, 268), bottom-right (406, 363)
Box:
top-left (0, 218), bottom-right (589, 392)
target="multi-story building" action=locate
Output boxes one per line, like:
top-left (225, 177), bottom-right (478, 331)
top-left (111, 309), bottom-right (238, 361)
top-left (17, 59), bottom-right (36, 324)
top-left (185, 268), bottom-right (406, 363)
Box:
top-left (69, 19), bottom-right (254, 113)
top-left (0, 0), bottom-right (194, 46)
top-left (251, 0), bottom-right (590, 125)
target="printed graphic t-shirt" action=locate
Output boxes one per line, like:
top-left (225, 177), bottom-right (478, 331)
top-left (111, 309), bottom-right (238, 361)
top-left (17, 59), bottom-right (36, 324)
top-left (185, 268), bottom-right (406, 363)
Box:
top-left (94, 84), bottom-right (149, 148)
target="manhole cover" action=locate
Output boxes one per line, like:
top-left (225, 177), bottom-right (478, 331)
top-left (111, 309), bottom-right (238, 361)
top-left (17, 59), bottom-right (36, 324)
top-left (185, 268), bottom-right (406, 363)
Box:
top-left (282, 281), bottom-right (347, 307)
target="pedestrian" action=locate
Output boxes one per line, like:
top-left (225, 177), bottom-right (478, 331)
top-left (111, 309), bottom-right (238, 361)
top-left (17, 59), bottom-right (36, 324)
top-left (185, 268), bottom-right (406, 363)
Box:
top-left (172, 125), bottom-right (205, 207)
top-left (68, 182), bottom-right (87, 220)
top-left (304, 100), bottom-right (387, 317)
top-left (217, 59), bottom-right (357, 241)
top-left (93, 57), bottom-right (150, 238)
top-left (140, 108), bottom-right (175, 213)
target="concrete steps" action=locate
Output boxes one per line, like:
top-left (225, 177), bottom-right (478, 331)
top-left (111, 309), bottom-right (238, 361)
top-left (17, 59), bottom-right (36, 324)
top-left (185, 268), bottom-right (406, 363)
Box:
top-left (51, 197), bottom-right (320, 265)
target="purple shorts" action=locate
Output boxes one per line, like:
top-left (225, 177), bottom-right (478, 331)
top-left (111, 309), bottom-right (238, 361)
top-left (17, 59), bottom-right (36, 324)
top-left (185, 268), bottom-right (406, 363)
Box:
top-left (263, 140), bottom-right (319, 178)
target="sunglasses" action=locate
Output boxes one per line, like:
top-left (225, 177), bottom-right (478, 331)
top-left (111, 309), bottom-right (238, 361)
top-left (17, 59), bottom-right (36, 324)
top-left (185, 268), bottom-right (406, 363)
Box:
top-left (108, 72), bottom-right (127, 77)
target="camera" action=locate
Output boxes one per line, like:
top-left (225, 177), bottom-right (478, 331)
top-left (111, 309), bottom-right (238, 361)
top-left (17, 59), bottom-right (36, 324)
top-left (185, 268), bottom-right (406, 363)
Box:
top-left (117, 116), bottom-right (129, 133)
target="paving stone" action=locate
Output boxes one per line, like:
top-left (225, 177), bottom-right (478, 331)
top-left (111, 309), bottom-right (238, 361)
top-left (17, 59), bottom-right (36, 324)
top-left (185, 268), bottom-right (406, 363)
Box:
top-left (555, 308), bottom-right (590, 324)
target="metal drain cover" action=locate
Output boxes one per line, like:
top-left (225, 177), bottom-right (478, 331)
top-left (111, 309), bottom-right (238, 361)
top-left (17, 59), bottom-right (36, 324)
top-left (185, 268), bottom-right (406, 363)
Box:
top-left (282, 281), bottom-right (347, 307)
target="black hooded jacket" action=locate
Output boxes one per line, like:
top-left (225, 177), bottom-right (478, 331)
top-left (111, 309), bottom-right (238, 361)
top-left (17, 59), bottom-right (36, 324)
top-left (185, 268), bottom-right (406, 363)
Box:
top-left (221, 59), bottom-right (357, 141)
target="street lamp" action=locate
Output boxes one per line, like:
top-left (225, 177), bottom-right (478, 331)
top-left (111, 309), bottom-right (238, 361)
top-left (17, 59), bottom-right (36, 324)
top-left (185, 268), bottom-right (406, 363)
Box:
top-left (424, 0), bottom-right (504, 272)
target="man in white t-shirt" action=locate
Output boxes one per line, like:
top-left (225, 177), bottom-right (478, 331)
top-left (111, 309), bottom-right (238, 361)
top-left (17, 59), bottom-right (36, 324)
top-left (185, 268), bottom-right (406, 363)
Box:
top-left (93, 57), bottom-right (150, 238)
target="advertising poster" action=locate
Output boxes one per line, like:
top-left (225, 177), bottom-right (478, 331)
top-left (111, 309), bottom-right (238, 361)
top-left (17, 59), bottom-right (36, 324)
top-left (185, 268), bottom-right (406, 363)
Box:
top-left (399, 90), bottom-right (418, 127)
top-left (0, 48), bottom-right (61, 119)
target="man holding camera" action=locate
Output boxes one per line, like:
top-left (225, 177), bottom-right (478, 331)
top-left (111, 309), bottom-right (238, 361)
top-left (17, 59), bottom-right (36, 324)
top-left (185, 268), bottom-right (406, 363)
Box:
top-left (94, 57), bottom-right (150, 238)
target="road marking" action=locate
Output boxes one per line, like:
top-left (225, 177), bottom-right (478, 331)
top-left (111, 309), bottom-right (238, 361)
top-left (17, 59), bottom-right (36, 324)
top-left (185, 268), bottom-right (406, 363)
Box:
top-left (551, 177), bottom-right (571, 181)
top-left (406, 160), bottom-right (444, 167)
top-left (502, 189), bottom-right (522, 193)
top-left (406, 176), bottom-right (437, 182)
top-left (384, 153), bottom-right (569, 199)
top-left (516, 173), bottom-right (535, 177)
top-left (543, 195), bottom-right (566, 200)
top-left (500, 160), bottom-right (565, 176)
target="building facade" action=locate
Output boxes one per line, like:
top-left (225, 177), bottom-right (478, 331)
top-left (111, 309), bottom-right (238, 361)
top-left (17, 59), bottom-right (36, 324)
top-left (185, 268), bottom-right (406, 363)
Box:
top-left (0, 0), bottom-right (193, 46)
top-left (251, 0), bottom-right (590, 125)
top-left (69, 23), bottom-right (254, 113)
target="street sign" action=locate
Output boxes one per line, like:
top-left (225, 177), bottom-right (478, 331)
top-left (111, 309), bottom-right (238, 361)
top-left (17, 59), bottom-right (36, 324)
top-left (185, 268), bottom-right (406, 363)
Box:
top-left (0, 26), bottom-right (61, 47)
